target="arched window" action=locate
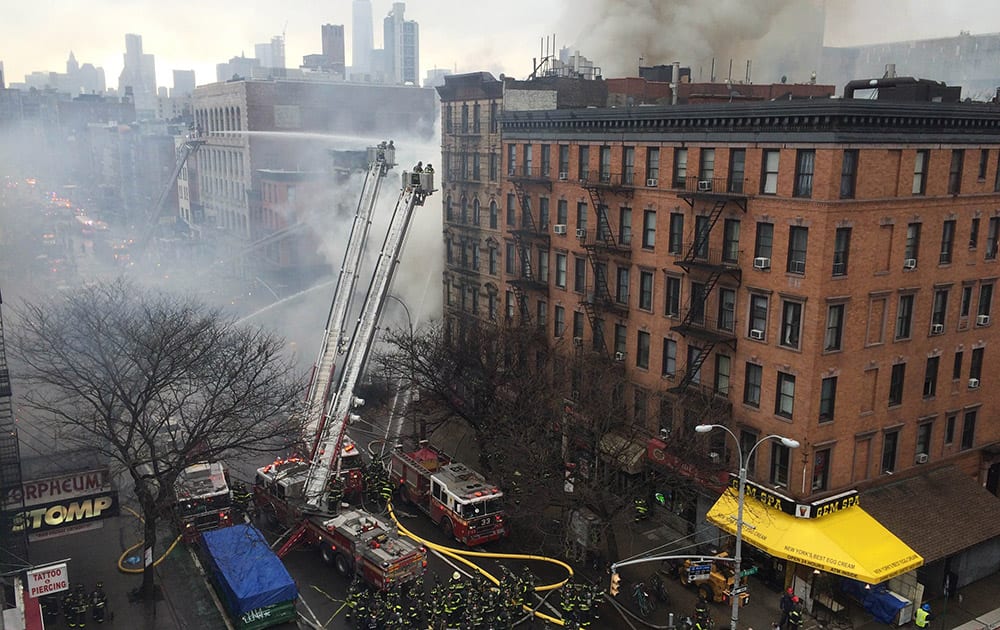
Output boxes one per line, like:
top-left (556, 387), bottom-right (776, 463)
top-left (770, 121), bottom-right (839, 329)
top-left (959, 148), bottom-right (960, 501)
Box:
top-left (473, 198), bottom-right (481, 226)
top-left (489, 200), bottom-right (499, 229)
top-left (445, 195), bottom-right (453, 221)
top-left (460, 197), bottom-right (468, 223)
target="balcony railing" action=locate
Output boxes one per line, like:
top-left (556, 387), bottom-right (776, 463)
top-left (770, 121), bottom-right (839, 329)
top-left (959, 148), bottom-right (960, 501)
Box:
top-left (675, 246), bottom-right (742, 270)
top-left (676, 175), bottom-right (751, 196)
top-left (577, 228), bottom-right (633, 254)
top-left (507, 165), bottom-right (553, 183)
top-left (578, 170), bottom-right (637, 189)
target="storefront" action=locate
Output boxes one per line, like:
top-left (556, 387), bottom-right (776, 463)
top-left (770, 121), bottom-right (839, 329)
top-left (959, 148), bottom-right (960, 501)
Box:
top-left (646, 437), bottom-right (729, 547)
top-left (707, 478), bottom-right (923, 623)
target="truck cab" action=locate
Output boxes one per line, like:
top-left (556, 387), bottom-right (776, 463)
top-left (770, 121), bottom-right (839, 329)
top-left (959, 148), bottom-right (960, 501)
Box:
top-left (174, 461), bottom-right (233, 542)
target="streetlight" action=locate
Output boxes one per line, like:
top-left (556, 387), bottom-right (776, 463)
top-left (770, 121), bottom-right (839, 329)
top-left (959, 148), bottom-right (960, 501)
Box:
top-left (695, 423), bottom-right (800, 630)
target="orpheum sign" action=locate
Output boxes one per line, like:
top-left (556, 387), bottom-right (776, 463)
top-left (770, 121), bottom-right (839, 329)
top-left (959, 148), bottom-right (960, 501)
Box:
top-left (4, 468), bottom-right (119, 541)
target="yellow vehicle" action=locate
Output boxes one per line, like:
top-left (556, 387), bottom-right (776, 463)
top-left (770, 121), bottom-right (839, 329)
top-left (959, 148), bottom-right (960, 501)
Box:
top-left (678, 553), bottom-right (751, 606)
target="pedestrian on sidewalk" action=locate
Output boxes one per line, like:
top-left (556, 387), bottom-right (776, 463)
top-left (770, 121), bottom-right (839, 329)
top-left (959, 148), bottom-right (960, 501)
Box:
top-left (779, 587), bottom-right (794, 629)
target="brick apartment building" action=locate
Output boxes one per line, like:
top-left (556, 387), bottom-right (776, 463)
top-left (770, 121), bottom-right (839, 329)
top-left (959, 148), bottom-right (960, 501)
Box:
top-left (439, 73), bottom-right (1000, 599)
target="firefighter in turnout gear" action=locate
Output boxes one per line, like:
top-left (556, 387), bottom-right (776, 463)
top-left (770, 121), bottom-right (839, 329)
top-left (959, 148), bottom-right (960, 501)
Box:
top-left (70, 583), bottom-right (89, 628)
top-left (90, 582), bottom-right (108, 623)
top-left (634, 496), bottom-right (650, 521)
top-left (231, 481), bottom-right (253, 519)
top-left (787, 596), bottom-right (804, 629)
top-left (327, 478), bottom-right (345, 512)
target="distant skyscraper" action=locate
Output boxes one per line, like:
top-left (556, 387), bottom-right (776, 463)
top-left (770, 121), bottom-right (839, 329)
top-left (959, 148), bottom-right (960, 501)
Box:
top-left (383, 2), bottom-right (419, 85)
top-left (172, 69), bottom-right (196, 98)
top-left (254, 36), bottom-right (285, 70)
top-left (118, 34), bottom-right (157, 118)
top-left (352, 0), bottom-right (374, 74)
top-left (67, 51), bottom-right (79, 74)
top-left (322, 24), bottom-right (346, 74)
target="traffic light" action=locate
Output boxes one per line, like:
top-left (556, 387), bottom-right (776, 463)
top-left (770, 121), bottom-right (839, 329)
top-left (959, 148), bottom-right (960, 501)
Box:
top-left (610, 572), bottom-right (621, 596)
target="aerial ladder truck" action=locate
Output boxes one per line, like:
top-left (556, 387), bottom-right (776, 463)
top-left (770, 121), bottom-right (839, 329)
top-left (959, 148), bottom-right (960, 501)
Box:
top-left (252, 143), bottom-right (433, 589)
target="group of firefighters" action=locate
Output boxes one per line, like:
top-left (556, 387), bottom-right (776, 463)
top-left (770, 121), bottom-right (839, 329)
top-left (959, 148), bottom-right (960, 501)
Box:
top-left (38, 582), bottom-right (108, 627)
top-left (344, 567), bottom-right (603, 629)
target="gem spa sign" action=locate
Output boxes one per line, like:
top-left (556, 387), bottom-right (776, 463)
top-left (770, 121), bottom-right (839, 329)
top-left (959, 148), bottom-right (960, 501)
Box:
top-left (730, 476), bottom-right (859, 519)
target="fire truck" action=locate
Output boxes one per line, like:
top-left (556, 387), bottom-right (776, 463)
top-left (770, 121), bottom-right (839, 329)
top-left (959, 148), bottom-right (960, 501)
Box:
top-left (391, 442), bottom-right (508, 546)
top-left (251, 142), bottom-right (434, 589)
top-left (173, 461), bottom-right (234, 542)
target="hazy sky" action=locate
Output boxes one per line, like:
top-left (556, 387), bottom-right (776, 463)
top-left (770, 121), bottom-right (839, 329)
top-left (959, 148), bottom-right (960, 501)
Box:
top-left (2, 0), bottom-right (1000, 89)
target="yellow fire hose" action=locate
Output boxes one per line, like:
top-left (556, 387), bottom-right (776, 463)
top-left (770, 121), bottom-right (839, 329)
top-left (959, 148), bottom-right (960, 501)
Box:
top-left (388, 501), bottom-right (574, 626)
top-left (116, 506), bottom-right (184, 574)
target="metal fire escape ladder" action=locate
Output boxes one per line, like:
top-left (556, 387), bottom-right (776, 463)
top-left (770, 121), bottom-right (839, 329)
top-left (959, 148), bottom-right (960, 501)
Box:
top-left (584, 187), bottom-right (622, 249)
top-left (680, 200), bottom-right (727, 263)
top-left (0, 289), bottom-right (29, 574)
top-left (136, 135), bottom-right (207, 251)
top-left (303, 149), bottom-right (393, 457)
top-left (302, 170), bottom-right (435, 509)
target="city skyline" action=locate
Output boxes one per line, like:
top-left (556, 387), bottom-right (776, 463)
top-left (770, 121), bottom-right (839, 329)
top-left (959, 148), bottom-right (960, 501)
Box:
top-left (3, 0), bottom-right (1000, 90)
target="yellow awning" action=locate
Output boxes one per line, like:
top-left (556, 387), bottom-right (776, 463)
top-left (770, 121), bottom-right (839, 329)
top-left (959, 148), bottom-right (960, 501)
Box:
top-left (706, 488), bottom-right (923, 584)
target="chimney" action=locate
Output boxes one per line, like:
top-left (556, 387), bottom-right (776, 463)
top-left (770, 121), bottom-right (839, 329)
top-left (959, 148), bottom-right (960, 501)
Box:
top-left (671, 61), bottom-right (681, 105)
top-left (884, 63), bottom-right (897, 79)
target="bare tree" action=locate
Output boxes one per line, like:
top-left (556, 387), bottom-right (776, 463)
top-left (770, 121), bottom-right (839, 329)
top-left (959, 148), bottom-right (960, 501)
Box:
top-left (10, 279), bottom-right (304, 597)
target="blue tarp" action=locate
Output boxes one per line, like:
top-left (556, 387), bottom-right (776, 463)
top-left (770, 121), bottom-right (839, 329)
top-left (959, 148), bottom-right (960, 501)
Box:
top-left (841, 578), bottom-right (907, 624)
top-left (201, 524), bottom-right (298, 617)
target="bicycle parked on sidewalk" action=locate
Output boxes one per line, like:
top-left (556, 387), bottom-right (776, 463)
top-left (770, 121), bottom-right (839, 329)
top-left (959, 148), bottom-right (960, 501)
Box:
top-left (632, 581), bottom-right (654, 618)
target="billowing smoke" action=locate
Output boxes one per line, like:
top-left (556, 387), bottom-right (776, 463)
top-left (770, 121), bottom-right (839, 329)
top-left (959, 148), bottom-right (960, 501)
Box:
top-left (564, 0), bottom-right (826, 84)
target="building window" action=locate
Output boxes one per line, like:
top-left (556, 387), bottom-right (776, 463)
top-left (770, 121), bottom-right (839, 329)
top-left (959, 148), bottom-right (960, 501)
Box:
top-left (824, 303), bottom-right (844, 351)
top-left (555, 253), bottom-right (567, 288)
top-left (787, 226), bottom-right (808, 274)
top-left (780, 300), bottom-right (803, 349)
top-left (488, 200), bottom-right (498, 229)
top-left (962, 409), bottom-right (977, 450)
top-left (616, 266), bottom-right (630, 304)
top-left (574, 257), bottom-right (586, 292)
top-left (948, 149), bottom-right (964, 195)
top-left (642, 210), bottom-right (656, 249)
top-left (505, 290), bottom-right (514, 320)
top-left (489, 153), bottom-right (498, 181)
top-left (686, 345), bottom-right (702, 383)
top-left (833, 227), bottom-right (851, 276)
top-left (619, 207), bottom-right (632, 245)
top-left (472, 198), bottom-right (481, 225)
top-left (536, 300), bottom-right (547, 329)
top-left (598, 146), bottom-right (611, 182)
top-left (639, 270), bottom-right (654, 311)
top-left (840, 149), bottom-right (859, 199)
top-left (923, 356), bottom-right (939, 398)
top-left (896, 294), bottom-right (914, 339)
top-left (945, 413), bottom-right (957, 444)
top-left (978, 283), bottom-right (993, 318)
top-left (673, 148), bottom-right (688, 188)
top-left (537, 249), bottom-right (548, 282)
top-left (577, 145), bottom-right (589, 181)
top-left (623, 146), bottom-right (635, 185)
top-left (979, 148), bottom-right (990, 180)
top-left (554, 305), bottom-right (565, 337)
top-left (729, 149), bottom-right (746, 194)
top-left (961, 286), bottom-right (973, 318)
top-left (506, 194), bottom-right (516, 226)
top-left (572, 311), bottom-right (584, 339)
top-left (931, 289), bottom-right (948, 329)
top-left (646, 147), bottom-right (660, 182)
top-left (770, 442), bottom-right (791, 488)
top-left (913, 149), bottom-right (929, 195)
top-left (749, 294), bottom-right (768, 339)
top-left (576, 202), bottom-right (588, 232)
top-left (953, 350), bottom-right (964, 380)
top-left (690, 282), bottom-right (706, 324)
top-left (793, 149), bottom-right (815, 198)
top-left (812, 448), bottom-right (831, 491)
top-left (636, 331), bottom-right (650, 369)
top-left (940, 219), bottom-right (955, 265)
top-left (504, 242), bottom-right (515, 274)
top-left (694, 215), bottom-right (710, 259)
top-left (557, 199), bottom-right (568, 225)
top-left (723, 219), bottom-right (740, 263)
top-left (889, 363), bottom-right (906, 406)
top-left (775, 372), bottom-right (795, 418)
top-left (522, 145), bottom-right (534, 176)
top-left (665, 275), bottom-right (681, 317)
top-left (761, 149), bottom-right (780, 195)
top-left (540, 144), bottom-right (551, 176)
top-left (744, 363), bottom-right (762, 407)
top-left (819, 376), bottom-right (837, 423)
top-left (538, 197), bottom-right (550, 229)
top-left (718, 288), bottom-right (736, 331)
top-left (988, 217), bottom-right (1000, 260)
top-left (916, 422), bottom-right (932, 458)
top-left (668, 213), bottom-right (684, 255)
top-left (488, 244), bottom-right (498, 274)
top-left (506, 143), bottom-right (516, 176)
top-left (715, 354), bottom-right (731, 395)
top-left (881, 430), bottom-right (899, 474)
top-left (558, 144), bottom-right (569, 176)
top-left (614, 324), bottom-right (627, 357)
top-left (662, 338), bottom-right (677, 378)
top-left (970, 347), bottom-right (984, 381)
top-left (970, 216), bottom-right (980, 249)
top-left (699, 148), bottom-right (716, 185)
top-left (755, 222), bottom-right (774, 260)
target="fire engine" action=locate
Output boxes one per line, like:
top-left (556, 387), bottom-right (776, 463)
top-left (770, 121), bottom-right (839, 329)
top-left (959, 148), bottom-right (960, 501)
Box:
top-left (251, 142), bottom-right (434, 589)
top-left (391, 442), bottom-right (508, 546)
top-left (173, 461), bottom-right (233, 542)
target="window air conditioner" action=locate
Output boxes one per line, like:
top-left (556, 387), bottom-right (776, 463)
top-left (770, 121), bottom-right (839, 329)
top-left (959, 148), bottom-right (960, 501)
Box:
top-left (915, 453), bottom-right (929, 465)
top-left (614, 351), bottom-right (625, 361)
top-left (576, 228), bottom-right (587, 239)
top-left (646, 178), bottom-right (658, 187)
top-left (697, 180), bottom-right (712, 192)
top-left (559, 172), bottom-right (568, 181)
top-left (931, 323), bottom-right (944, 334)
top-left (790, 260), bottom-right (806, 274)
top-left (749, 329), bottom-right (765, 340)
top-left (553, 224), bottom-right (567, 235)
top-left (969, 377), bottom-right (981, 389)
top-left (572, 336), bottom-right (583, 347)
top-left (903, 258), bottom-right (917, 269)
top-left (753, 257), bottom-right (771, 270)
top-left (977, 314), bottom-right (991, 326)
top-left (708, 452), bottom-right (721, 464)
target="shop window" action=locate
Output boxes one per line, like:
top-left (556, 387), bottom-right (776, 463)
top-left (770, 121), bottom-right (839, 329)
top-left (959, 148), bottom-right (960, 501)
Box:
top-left (812, 448), bottom-right (831, 491)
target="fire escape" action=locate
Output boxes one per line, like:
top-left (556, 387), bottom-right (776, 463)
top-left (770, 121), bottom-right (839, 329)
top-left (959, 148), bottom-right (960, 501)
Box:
top-left (508, 165), bottom-right (551, 324)
top-left (0, 289), bottom-right (29, 575)
top-left (669, 176), bottom-right (748, 394)
top-left (579, 170), bottom-right (634, 356)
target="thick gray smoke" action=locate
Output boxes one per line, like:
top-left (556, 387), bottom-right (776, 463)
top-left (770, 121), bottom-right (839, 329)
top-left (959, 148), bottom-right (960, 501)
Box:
top-left (565, 0), bottom-right (825, 84)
